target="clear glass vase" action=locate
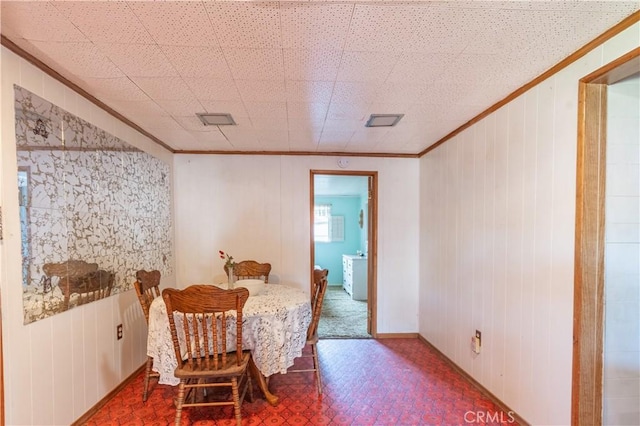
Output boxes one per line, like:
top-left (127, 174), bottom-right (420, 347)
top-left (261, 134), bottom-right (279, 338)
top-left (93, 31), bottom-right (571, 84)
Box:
top-left (227, 265), bottom-right (235, 289)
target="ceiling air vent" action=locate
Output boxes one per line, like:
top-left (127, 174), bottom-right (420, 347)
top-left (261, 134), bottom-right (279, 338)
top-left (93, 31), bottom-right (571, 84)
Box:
top-left (196, 113), bottom-right (236, 126)
top-left (365, 114), bottom-right (404, 127)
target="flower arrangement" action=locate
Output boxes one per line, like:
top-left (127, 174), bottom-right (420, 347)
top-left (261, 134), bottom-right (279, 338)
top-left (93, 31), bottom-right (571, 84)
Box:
top-left (219, 250), bottom-right (236, 268)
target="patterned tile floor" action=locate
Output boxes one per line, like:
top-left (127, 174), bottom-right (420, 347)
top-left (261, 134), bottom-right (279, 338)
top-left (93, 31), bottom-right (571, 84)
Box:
top-left (84, 339), bottom-right (519, 425)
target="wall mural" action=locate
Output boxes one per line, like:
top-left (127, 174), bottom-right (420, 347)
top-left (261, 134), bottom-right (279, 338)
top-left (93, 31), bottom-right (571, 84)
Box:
top-left (14, 85), bottom-right (173, 324)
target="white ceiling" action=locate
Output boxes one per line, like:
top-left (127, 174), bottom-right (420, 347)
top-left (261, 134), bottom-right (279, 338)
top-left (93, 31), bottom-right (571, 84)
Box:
top-left (1, 1), bottom-right (638, 155)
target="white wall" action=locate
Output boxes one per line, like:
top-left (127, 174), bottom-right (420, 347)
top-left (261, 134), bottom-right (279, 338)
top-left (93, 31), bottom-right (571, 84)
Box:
top-left (0, 47), bottom-right (175, 425)
top-left (419, 23), bottom-right (640, 425)
top-left (173, 154), bottom-right (420, 334)
top-left (603, 74), bottom-right (640, 426)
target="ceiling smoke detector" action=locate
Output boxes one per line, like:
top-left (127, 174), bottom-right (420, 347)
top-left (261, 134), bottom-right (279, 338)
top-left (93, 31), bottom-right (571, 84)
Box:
top-left (365, 114), bottom-right (404, 127)
top-left (196, 113), bottom-right (236, 126)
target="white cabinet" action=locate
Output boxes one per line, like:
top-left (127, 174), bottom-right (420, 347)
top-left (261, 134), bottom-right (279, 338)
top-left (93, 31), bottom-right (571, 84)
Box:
top-left (342, 255), bottom-right (367, 301)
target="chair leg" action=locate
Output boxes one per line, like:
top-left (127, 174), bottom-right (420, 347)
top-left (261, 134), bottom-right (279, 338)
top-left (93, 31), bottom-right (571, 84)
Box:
top-left (247, 372), bottom-right (254, 403)
top-left (312, 344), bottom-right (322, 395)
top-left (231, 378), bottom-right (242, 426)
top-left (143, 356), bottom-right (153, 402)
top-left (174, 381), bottom-right (185, 426)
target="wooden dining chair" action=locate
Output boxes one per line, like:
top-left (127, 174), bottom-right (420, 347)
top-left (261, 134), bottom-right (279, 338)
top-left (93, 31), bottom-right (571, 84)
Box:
top-left (133, 269), bottom-right (161, 402)
top-left (162, 285), bottom-right (253, 426)
top-left (288, 268), bottom-right (329, 395)
top-left (224, 260), bottom-right (271, 283)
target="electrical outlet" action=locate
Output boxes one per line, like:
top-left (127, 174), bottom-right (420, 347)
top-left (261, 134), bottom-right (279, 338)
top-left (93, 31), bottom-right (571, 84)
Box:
top-left (473, 330), bottom-right (481, 354)
top-left (117, 324), bottom-right (123, 340)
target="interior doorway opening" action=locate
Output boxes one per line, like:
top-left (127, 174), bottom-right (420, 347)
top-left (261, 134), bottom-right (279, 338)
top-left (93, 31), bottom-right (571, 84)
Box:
top-left (310, 170), bottom-right (377, 339)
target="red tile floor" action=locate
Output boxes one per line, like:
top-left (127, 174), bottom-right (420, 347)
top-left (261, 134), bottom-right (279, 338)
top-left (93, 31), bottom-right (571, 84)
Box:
top-left (84, 339), bottom-right (519, 425)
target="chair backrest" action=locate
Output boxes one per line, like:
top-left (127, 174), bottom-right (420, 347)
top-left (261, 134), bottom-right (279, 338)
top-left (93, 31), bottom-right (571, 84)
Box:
top-left (162, 285), bottom-right (250, 370)
top-left (308, 269), bottom-right (329, 340)
top-left (75, 269), bottom-right (115, 305)
top-left (225, 260), bottom-right (271, 283)
top-left (134, 270), bottom-right (161, 323)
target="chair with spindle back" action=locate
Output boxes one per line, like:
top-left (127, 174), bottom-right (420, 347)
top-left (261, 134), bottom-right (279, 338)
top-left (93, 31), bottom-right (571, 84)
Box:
top-left (224, 260), bottom-right (271, 283)
top-left (162, 285), bottom-right (253, 426)
top-left (133, 269), bottom-right (161, 402)
top-left (288, 268), bottom-right (328, 395)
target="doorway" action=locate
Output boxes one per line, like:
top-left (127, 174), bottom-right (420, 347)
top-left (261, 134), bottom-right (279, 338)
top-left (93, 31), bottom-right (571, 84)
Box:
top-left (310, 170), bottom-right (377, 338)
top-left (572, 49), bottom-right (639, 425)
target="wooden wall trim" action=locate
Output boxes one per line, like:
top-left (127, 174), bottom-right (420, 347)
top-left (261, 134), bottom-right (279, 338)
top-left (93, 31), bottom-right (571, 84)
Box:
top-left (71, 364), bottom-right (145, 425)
top-left (572, 47), bottom-right (639, 426)
top-left (420, 10), bottom-right (640, 157)
top-left (572, 82), bottom-right (607, 426)
top-left (175, 150), bottom-right (418, 158)
top-left (417, 335), bottom-right (530, 426)
top-left (309, 169), bottom-right (378, 337)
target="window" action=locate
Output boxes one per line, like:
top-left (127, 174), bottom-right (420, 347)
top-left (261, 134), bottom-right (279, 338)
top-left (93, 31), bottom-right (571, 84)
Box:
top-left (314, 204), bottom-right (344, 243)
top-left (314, 204), bottom-right (331, 242)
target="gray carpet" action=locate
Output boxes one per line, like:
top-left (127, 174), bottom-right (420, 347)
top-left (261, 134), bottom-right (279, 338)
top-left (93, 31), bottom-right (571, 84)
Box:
top-left (318, 286), bottom-right (370, 339)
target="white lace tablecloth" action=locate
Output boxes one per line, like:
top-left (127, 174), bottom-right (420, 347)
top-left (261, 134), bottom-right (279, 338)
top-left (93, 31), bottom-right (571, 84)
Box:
top-left (147, 284), bottom-right (312, 386)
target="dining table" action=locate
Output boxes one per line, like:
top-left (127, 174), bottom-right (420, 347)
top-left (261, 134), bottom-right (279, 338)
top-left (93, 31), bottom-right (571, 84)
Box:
top-left (146, 282), bottom-right (312, 406)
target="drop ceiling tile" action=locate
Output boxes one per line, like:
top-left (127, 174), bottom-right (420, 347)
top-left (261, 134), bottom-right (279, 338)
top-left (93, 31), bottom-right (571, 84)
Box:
top-left (285, 81), bottom-right (334, 103)
top-left (243, 102), bottom-right (288, 119)
top-left (53, 2), bottom-right (154, 44)
top-left (317, 130), bottom-right (353, 151)
top-left (29, 41), bottom-right (123, 78)
top-left (131, 77), bottom-right (194, 101)
top-left (289, 137), bottom-right (320, 152)
top-left (128, 1), bottom-right (219, 47)
top-left (174, 115), bottom-right (231, 132)
top-left (96, 43), bottom-right (178, 78)
top-left (407, 6), bottom-right (489, 53)
top-left (337, 51), bottom-right (401, 83)
top-left (188, 129), bottom-right (233, 148)
top-left (161, 46), bottom-right (232, 79)
top-left (144, 116), bottom-right (187, 134)
top-left (204, 2), bottom-right (282, 49)
top-left (163, 131), bottom-right (202, 150)
top-left (155, 99), bottom-right (205, 117)
top-left (330, 82), bottom-right (379, 104)
top-left (373, 82), bottom-right (429, 104)
top-left (237, 80), bottom-right (287, 103)
top-left (80, 77), bottom-right (151, 101)
top-left (1, 1), bottom-right (87, 42)
top-left (260, 137), bottom-right (291, 151)
top-left (223, 49), bottom-right (285, 80)
top-left (280, 3), bottom-right (354, 49)
top-left (183, 78), bottom-right (241, 102)
top-left (323, 119), bottom-right (363, 131)
top-left (387, 52), bottom-right (458, 84)
top-left (345, 4), bottom-right (430, 52)
top-left (287, 102), bottom-right (329, 121)
top-left (283, 49), bottom-right (342, 81)
top-left (251, 118), bottom-right (289, 132)
top-left (257, 127), bottom-right (289, 141)
top-left (288, 117), bottom-right (324, 133)
top-left (106, 99), bottom-right (169, 125)
top-left (224, 126), bottom-right (262, 149)
top-left (199, 100), bottom-right (249, 118)
top-left (346, 138), bottom-right (385, 153)
top-left (326, 102), bottom-right (370, 120)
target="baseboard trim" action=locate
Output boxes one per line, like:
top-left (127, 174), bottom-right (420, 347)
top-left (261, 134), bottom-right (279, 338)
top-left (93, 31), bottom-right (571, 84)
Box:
top-left (71, 363), bottom-right (145, 425)
top-left (417, 335), bottom-right (530, 426)
top-left (376, 332), bottom-right (418, 339)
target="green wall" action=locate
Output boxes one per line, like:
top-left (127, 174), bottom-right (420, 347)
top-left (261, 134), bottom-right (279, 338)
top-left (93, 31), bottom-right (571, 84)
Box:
top-left (314, 196), bottom-right (364, 285)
